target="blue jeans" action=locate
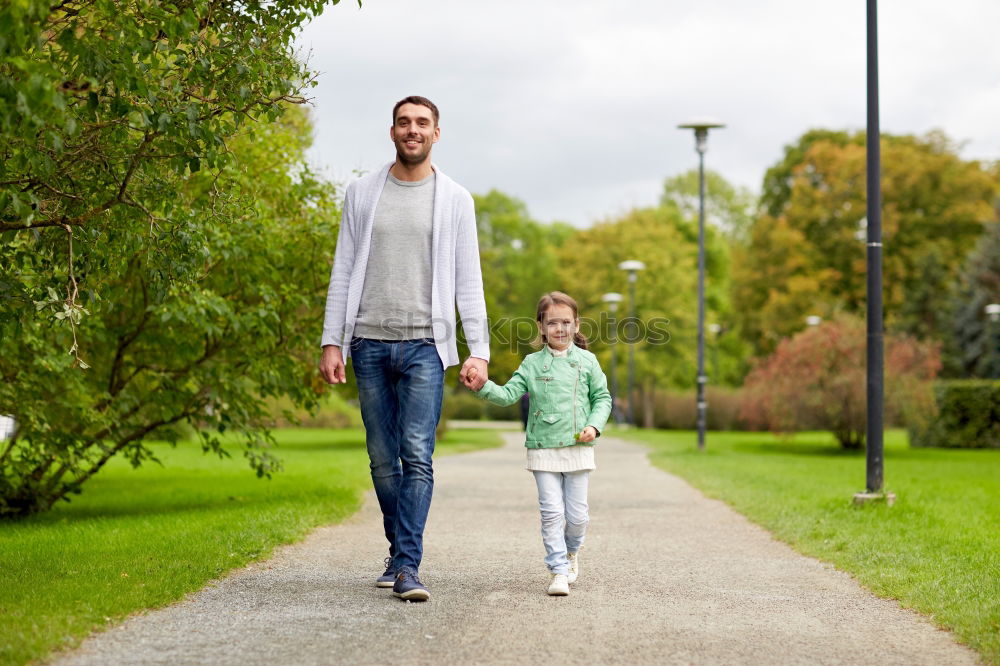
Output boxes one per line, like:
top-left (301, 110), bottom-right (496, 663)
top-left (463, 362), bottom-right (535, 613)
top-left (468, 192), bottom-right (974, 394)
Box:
top-left (350, 337), bottom-right (444, 573)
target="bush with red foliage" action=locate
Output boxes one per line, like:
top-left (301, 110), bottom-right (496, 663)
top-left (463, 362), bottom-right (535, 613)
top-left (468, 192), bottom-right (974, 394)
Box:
top-left (739, 316), bottom-right (940, 448)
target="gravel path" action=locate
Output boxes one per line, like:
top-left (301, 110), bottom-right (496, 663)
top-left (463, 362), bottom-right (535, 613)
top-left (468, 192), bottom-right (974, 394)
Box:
top-left (55, 433), bottom-right (979, 665)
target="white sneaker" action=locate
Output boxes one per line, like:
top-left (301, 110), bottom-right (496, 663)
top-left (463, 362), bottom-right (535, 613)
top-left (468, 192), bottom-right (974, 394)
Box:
top-left (547, 573), bottom-right (569, 596)
top-left (567, 551), bottom-right (580, 584)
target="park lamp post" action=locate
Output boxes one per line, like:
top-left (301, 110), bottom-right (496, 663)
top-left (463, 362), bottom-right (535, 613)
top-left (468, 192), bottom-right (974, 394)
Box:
top-left (852, 0), bottom-right (894, 506)
top-left (618, 260), bottom-right (645, 426)
top-left (602, 292), bottom-right (624, 424)
top-left (678, 117), bottom-right (725, 452)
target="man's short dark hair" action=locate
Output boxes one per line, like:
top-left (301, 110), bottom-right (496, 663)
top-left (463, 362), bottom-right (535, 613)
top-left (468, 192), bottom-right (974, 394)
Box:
top-left (393, 96), bottom-right (440, 126)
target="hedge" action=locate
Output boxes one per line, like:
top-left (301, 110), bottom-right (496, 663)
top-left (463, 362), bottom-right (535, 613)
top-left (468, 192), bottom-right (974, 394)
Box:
top-left (908, 380), bottom-right (1000, 448)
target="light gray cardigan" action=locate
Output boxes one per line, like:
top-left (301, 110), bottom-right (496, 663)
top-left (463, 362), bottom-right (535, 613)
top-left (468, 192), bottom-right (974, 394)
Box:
top-left (321, 162), bottom-right (490, 368)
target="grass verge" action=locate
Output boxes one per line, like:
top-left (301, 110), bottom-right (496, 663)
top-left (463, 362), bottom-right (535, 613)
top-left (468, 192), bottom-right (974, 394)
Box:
top-left (619, 428), bottom-right (1000, 664)
top-left (0, 427), bottom-right (501, 666)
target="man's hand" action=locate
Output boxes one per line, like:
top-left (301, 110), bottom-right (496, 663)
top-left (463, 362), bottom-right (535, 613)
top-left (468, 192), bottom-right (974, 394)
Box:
top-left (319, 345), bottom-right (347, 384)
top-left (577, 426), bottom-right (598, 443)
top-left (459, 357), bottom-right (488, 391)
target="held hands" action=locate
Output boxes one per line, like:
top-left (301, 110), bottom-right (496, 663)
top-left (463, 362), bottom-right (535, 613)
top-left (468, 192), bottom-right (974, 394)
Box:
top-left (460, 357), bottom-right (488, 391)
top-left (575, 426), bottom-right (598, 443)
top-left (319, 345), bottom-right (347, 384)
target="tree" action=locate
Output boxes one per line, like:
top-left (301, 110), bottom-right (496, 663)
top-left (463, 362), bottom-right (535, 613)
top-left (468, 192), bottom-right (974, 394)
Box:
top-left (661, 168), bottom-right (756, 241)
top-left (947, 221), bottom-right (1000, 378)
top-left (0, 1), bottom-right (345, 516)
top-left (739, 315), bottom-right (940, 449)
top-left (555, 200), bottom-right (747, 425)
top-left (736, 129), bottom-right (998, 355)
top-left (731, 214), bottom-right (838, 354)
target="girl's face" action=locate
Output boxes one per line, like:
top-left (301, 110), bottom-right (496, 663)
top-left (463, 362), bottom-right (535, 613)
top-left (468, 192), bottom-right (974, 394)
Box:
top-left (541, 303), bottom-right (578, 351)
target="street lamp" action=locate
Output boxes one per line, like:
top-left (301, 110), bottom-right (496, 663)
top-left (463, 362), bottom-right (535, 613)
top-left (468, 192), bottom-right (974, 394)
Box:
top-left (0, 415), bottom-right (14, 440)
top-left (852, 0), bottom-right (893, 506)
top-left (618, 260), bottom-right (645, 426)
top-left (602, 292), bottom-right (624, 424)
top-left (678, 117), bottom-right (725, 452)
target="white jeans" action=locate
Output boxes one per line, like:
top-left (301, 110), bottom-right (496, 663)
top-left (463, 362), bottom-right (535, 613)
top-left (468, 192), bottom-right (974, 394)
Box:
top-left (532, 470), bottom-right (590, 574)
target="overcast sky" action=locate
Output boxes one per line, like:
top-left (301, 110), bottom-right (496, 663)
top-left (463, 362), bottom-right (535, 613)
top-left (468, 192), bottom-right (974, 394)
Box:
top-left (295, 0), bottom-right (1000, 227)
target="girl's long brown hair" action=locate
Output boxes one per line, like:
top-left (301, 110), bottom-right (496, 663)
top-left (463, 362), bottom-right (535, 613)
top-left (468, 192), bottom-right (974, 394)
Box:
top-left (536, 291), bottom-right (589, 350)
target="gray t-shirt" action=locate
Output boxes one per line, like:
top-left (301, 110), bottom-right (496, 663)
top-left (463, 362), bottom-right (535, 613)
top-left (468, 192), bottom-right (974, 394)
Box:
top-left (353, 172), bottom-right (435, 340)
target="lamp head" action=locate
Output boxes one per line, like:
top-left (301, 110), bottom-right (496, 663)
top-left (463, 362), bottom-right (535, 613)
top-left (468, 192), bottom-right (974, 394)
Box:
top-left (678, 117), bottom-right (725, 154)
top-left (677, 117), bottom-right (726, 131)
top-left (618, 260), bottom-right (646, 273)
top-left (618, 260), bottom-right (646, 283)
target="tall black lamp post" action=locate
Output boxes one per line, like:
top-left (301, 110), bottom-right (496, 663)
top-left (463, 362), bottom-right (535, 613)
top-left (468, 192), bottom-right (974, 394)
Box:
top-left (678, 117), bottom-right (724, 451)
top-left (618, 260), bottom-right (645, 426)
top-left (602, 292), bottom-right (624, 424)
top-left (854, 0), bottom-right (893, 506)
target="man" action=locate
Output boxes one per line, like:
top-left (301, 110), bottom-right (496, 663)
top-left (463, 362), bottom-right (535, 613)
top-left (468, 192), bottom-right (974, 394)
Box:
top-left (319, 96), bottom-right (489, 602)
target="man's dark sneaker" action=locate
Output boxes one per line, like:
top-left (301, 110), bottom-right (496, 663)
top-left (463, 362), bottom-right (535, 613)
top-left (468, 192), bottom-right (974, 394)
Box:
top-left (392, 567), bottom-right (430, 601)
top-left (376, 556), bottom-right (396, 588)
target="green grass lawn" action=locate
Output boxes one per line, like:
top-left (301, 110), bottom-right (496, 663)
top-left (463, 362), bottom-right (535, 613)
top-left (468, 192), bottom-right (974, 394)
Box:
top-left (0, 427), bottom-right (501, 666)
top-left (619, 428), bottom-right (1000, 664)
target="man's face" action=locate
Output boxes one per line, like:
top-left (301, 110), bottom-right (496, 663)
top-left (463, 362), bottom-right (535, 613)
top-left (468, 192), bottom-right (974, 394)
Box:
top-left (390, 103), bottom-right (439, 166)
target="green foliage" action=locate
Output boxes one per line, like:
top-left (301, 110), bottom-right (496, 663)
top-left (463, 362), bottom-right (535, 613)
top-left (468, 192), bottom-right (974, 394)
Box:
top-left (947, 221), bottom-right (1000, 378)
top-left (624, 428), bottom-right (1000, 664)
top-left (739, 315), bottom-right (940, 448)
top-left (1, 0), bottom-right (332, 234)
top-left (892, 245), bottom-right (955, 342)
top-left (557, 204), bottom-right (746, 397)
top-left (443, 390), bottom-right (488, 420)
top-left (661, 168), bottom-right (757, 241)
top-left (266, 391), bottom-right (362, 429)
top-left (909, 380), bottom-right (1000, 448)
top-left (0, 0), bottom-right (347, 516)
top-left (737, 129), bottom-right (998, 355)
top-left (441, 390), bottom-right (521, 422)
top-left (0, 427), bottom-right (500, 665)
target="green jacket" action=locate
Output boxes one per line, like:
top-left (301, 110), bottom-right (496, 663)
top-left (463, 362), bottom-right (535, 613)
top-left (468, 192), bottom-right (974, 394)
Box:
top-left (476, 345), bottom-right (612, 449)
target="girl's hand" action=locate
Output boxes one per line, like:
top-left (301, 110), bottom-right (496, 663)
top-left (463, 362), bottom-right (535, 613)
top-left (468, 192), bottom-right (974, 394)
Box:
top-left (577, 426), bottom-right (597, 443)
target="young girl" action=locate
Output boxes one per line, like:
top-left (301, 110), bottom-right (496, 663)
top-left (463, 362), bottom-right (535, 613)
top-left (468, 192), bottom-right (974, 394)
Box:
top-left (469, 291), bottom-right (612, 596)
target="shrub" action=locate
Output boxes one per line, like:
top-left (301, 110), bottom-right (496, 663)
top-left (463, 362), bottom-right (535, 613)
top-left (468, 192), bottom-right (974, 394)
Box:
top-left (739, 315), bottom-right (940, 448)
top-left (483, 400), bottom-right (523, 422)
top-left (634, 387), bottom-right (757, 431)
top-left (443, 391), bottom-right (487, 420)
top-left (266, 393), bottom-right (362, 429)
top-left (909, 380), bottom-right (1000, 448)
